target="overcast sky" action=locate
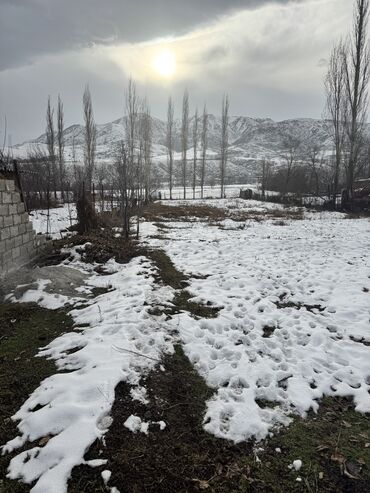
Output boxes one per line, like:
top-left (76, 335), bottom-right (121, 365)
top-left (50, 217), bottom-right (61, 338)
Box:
top-left (0, 0), bottom-right (353, 143)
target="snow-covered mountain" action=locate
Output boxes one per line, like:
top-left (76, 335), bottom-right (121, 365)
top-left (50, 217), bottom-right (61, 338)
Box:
top-left (11, 115), bottom-right (336, 182)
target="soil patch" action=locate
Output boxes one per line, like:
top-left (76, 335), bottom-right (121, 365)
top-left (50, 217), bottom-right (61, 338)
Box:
top-left (0, 302), bottom-right (74, 492)
top-left (69, 346), bottom-right (370, 493)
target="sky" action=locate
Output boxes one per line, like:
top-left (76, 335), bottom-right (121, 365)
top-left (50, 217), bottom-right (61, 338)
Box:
top-left (0, 0), bottom-right (353, 143)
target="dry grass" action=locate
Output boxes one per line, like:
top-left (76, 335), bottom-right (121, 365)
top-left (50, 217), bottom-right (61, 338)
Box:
top-left (141, 201), bottom-right (304, 223)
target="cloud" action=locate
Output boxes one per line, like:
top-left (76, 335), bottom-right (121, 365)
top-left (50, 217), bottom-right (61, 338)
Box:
top-left (0, 0), bottom-right (290, 71)
top-left (0, 0), bottom-right (353, 143)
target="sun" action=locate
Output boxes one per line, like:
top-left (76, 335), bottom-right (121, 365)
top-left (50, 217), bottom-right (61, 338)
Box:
top-left (152, 50), bottom-right (176, 78)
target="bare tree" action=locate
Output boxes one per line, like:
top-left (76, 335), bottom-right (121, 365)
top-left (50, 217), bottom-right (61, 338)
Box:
top-left (115, 140), bottom-right (129, 237)
top-left (142, 101), bottom-right (152, 203)
top-left (343, 0), bottom-right (370, 203)
top-left (122, 78), bottom-right (140, 238)
top-left (166, 96), bottom-right (174, 199)
top-left (325, 41), bottom-right (347, 207)
top-left (260, 159), bottom-right (272, 199)
top-left (181, 89), bottom-right (189, 199)
top-left (303, 138), bottom-right (324, 197)
top-left (45, 96), bottom-right (56, 199)
top-left (192, 108), bottom-right (198, 199)
top-left (220, 94), bottom-right (229, 198)
top-left (200, 104), bottom-right (208, 199)
top-left (83, 85), bottom-right (97, 192)
top-left (281, 133), bottom-right (301, 195)
top-left (57, 94), bottom-right (65, 200)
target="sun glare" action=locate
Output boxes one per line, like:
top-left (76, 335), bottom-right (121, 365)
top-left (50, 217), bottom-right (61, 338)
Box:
top-left (152, 50), bottom-right (176, 78)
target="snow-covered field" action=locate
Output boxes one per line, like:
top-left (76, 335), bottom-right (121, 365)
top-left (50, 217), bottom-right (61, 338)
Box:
top-left (29, 204), bottom-right (77, 239)
top-left (144, 202), bottom-right (370, 443)
top-left (156, 183), bottom-right (257, 200)
top-left (2, 198), bottom-right (370, 492)
top-left (3, 249), bottom-right (175, 492)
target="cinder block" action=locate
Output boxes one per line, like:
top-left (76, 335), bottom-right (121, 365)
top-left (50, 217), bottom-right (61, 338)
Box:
top-left (3, 215), bottom-right (13, 227)
top-left (17, 203), bottom-right (25, 214)
top-left (0, 180), bottom-right (6, 192)
top-left (13, 214), bottom-right (21, 225)
top-left (18, 223), bottom-right (26, 235)
top-left (20, 213), bottom-right (29, 224)
top-left (26, 222), bottom-right (33, 232)
top-left (10, 225), bottom-right (19, 237)
top-left (0, 204), bottom-right (8, 216)
top-left (0, 240), bottom-right (5, 254)
top-left (14, 235), bottom-right (23, 248)
top-left (0, 216), bottom-right (3, 229)
top-left (5, 180), bottom-right (15, 192)
top-left (2, 192), bottom-right (12, 204)
top-left (0, 227), bottom-right (10, 241)
top-left (6, 237), bottom-right (15, 250)
top-left (8, 204), bottom-right (18, 215)
top-left (11, 192), bottom-right (21, 203)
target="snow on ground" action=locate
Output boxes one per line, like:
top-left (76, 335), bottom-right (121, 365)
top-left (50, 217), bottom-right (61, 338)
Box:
top-left (157, 183), bottom-right (257, 200)
top-left (3, 198), bottom-right (370, 491)
top-left (29, 204), bottom-right (77, 239)
top-left (2, 250), bottom-right (175, 493)
top-left (143, 203), bottom-right (370, 442)
top-left (163, 197), bottom-right (289, 213)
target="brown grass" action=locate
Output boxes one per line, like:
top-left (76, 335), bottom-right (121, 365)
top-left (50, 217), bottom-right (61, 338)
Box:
top-left (141, 202), bottom-right (304, 223)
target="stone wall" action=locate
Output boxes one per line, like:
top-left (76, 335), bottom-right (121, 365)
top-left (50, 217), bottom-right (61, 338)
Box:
top-left (0, 178), bottom-right (40, 276)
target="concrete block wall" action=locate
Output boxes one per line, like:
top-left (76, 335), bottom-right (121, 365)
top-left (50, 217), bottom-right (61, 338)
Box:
top-left (0, 178), bottom-right (41, 276)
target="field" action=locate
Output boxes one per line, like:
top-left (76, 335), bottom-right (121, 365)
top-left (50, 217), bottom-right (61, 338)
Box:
top-left (0, 198), bottom-right (369, 492)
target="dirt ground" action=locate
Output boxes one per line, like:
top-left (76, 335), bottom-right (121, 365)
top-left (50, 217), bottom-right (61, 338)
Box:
top-left (0, 205), bottom-right (369, 492)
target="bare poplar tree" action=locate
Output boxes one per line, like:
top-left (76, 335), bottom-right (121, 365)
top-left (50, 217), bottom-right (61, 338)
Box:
top-left (220, 94), bottom-right (229, 198)
top-left (166, 97), bottom-right (174, 199)
top-left (260, 159), bottom-right (272, 199)
top-left (57, 94), bottom-right (65, 200)
top-left (140, 99), bottom-right (152, 204)
top-left (200, 104), bottom-right (208, 199)
top-left (281, 133), bottom-right (301, 195)
top-left (115, 140), bottom-right (129, 238)
top-left (83, 85), bottom-right (97, 192)
top-left (304, 138), bottom-right (324, 197)
top-left (192, 108), bottom-right (198, 199)
top-left (325, 41), bottom-right (347, 207)
top-left (122, 78), bottom-right (139, 238)
top-left (45, 96), bottom-right (56, 200)
top-left (181, 90), bottom-right (189, 199)
top-left (144, 104), bottom-right (152, 203)
top-left (343, 0), bottom-right (370, 203)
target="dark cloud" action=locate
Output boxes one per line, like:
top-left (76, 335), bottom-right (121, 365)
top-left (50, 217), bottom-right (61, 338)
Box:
top-left (0, 0), bottom-right (290, 70)
top-left (0, 0), bottom-right (351, 143)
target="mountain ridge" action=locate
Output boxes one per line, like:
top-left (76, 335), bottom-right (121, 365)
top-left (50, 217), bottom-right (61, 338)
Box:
top-left (10, 115), bottom-right (343, 182)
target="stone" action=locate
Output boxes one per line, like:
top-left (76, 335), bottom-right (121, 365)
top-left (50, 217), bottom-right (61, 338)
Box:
top-left (2, 192), bottom-right (12, 204)
top-left (13, 214), bottom-right (21, 225)
top-left (8, 204), bottom-right (18, 215)
top-left (5, 180), bottom-right (15, 192)
top-left (3, 215), bottom-right (13, 228)
top-left (0, 204), bottom-right (9, 216)
top-left (0, 227), bottom-right (10, 241)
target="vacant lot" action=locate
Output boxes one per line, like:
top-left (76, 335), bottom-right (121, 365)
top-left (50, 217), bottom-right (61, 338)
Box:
top-left (1, 199), bottom-right (369, 492)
